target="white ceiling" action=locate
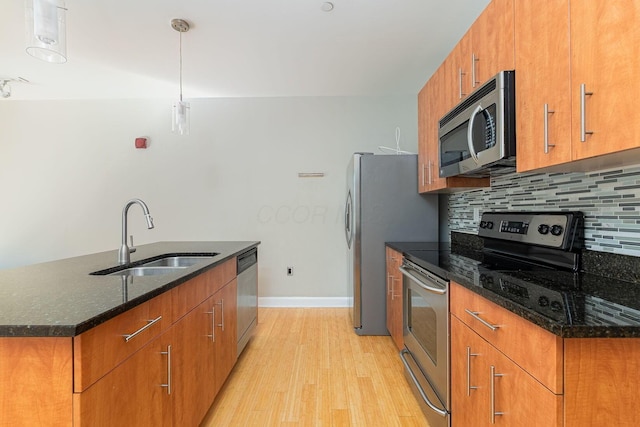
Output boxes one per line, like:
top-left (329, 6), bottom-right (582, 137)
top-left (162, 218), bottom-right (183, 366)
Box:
top-left (1, 0), bottom-right (490, 101)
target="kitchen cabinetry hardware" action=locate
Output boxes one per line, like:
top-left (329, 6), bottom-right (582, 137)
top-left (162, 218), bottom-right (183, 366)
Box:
top-left (217, 300), bottom-right (225, 331)
top-left (399, 266), bottom-right (446, 295)
top-left (466, 346), bottom-right (478, 396)
top-left (206, 308), bottom-right (215, 342)
top-left (472, 53), bottom-right (479, 87)
top-left (122, 315), bottom-right (162, 342)
top-left (544, 104), bottom-right (556, 153)
top-left (490, 365), bottom-right (504, 423)
top-left (387, 275), bottom-right (393, 296)
top-left (427, 161), bottom-right (433, 185)
top-left (400, 349), bottom-right (448, 417)
top-left (464, 309), bottom-right (499, 331)
top-left (459, 68), bottom-right (466, 99)
top-left (160, 344), bottom-right (172, 395)
top-left (580, 83), bottom-right (593, 141)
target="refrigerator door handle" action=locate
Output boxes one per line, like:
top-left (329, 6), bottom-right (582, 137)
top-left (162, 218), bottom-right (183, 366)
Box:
top-left (345, 191), bottom-right (353, 248)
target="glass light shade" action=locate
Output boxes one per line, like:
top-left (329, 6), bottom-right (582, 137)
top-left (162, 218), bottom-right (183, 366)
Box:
top-left (172, 100), bottom-right (190, 135)
top-left (25, 0), bottom-right (67, 64)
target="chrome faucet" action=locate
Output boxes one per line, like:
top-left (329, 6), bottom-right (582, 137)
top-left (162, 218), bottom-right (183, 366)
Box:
top-left (118, 198), bottom-right (154, 265)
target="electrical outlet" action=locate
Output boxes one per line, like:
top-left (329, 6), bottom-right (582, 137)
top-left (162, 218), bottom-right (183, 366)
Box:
top-left (287, 267), bottom-right (294, 276)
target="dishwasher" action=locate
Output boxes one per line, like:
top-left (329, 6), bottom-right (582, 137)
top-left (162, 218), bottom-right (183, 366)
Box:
top-left (237, 247), bottom-right (258, 355)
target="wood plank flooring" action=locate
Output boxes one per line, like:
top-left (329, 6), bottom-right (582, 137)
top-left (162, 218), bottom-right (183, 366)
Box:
top-left (201, 307), bottom-right (429, 426)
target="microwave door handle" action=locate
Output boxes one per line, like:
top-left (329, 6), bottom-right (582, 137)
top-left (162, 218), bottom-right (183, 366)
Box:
top-left (467, 105), bottom-right (482, 164)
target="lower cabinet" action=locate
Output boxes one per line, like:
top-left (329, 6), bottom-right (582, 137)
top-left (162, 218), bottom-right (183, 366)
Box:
top-left (385, 247), bottom-right (403, 349)
top-left (450, 316), bottom-right (562, 427)
top-left (73, 261), bottom-right (239, 427)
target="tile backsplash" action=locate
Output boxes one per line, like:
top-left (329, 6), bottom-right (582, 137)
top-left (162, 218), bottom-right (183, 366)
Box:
top-left (448, 164), bottom-right (640, 257)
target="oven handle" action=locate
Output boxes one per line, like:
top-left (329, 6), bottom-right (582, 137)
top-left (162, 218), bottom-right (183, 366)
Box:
top-left (399, 266), bottom-right (447, 295)
top-left (399, 349), bottom-right (448, 417)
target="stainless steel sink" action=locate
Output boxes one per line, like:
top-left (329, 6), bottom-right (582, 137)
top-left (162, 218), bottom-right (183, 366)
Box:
top-left (107, 266), bottom-right (187, 277)
top-left (141, 256), bottom-right (216, 268)
top-left (90, 253), bottom-right (219, 277)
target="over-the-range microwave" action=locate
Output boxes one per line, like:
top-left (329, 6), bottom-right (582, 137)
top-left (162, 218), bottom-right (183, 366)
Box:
top-left (438, 70), bottom-right (516, 178)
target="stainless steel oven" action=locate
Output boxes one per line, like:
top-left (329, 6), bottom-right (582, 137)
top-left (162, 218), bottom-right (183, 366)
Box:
top-left (400, 259), bottom-right (450, 427)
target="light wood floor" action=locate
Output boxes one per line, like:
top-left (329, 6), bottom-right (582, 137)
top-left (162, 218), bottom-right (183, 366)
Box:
top-left (200, 307), bottom-right (429, 426)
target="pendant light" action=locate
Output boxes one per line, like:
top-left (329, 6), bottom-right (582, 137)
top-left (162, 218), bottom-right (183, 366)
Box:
top-left (171, 19), bottom-right (190, 136)
top-left (25, 0), bottom-right (67, 64)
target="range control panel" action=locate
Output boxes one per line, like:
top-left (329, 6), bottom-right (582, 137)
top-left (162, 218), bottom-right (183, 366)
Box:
top-left (478, 212), bottom-right (583, 250)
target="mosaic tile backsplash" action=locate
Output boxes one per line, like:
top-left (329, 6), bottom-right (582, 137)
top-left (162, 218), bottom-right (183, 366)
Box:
top-left (448, 164), bottom-right (640, 257)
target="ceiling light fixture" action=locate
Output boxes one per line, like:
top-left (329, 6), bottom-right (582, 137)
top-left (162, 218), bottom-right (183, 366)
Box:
top-left (25, 0), bottom-right (67, 64)
top-left (171, 18), bottom-right (190, 136)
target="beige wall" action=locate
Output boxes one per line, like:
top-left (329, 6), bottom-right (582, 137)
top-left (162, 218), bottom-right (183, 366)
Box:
top-left (0, 95), bottom-right (417, 302)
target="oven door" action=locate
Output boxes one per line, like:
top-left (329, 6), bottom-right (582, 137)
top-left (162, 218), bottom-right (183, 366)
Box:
top-left (400, 260), bottom-right (450, 427)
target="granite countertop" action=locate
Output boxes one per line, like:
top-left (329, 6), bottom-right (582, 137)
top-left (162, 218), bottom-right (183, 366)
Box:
top-left (387, 241), bottom-right (640, 339)
top-left (0, 241), bottom-right (259, 337)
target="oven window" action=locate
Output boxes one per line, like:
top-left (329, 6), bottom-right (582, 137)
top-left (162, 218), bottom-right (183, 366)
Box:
top-left (408, 288), bottom-right (438, 365)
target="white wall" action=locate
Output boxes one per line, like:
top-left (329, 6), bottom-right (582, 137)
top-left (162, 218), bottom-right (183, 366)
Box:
top-left (0, 95), bottom-right (418, 299)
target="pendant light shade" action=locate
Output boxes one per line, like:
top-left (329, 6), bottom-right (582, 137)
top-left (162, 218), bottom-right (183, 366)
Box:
top-left (171, 19), bottom-right (190, 136)
top-left (25, 0), bottom-right (67, 64)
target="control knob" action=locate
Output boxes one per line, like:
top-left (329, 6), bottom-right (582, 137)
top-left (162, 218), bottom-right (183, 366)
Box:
top-left (485, 221), bottom-right (494, 230)
top-left (538, 224), bottom-right (550, 235)
top-left (550, 225), bottom-right (564, 236)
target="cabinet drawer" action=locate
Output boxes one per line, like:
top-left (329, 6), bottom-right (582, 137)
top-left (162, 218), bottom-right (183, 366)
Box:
top-left (73, 292), bottom-right (172, 392)
top-left (451, 281), bottom-right (563, 393)
top-left (205, 258), bottom-right (236, 296)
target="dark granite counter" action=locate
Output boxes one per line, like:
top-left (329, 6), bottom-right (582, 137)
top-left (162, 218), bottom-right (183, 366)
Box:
top-left (387, 240), bottom-right (640, 338)
top-left (0, 241), bottom-right (259, 337)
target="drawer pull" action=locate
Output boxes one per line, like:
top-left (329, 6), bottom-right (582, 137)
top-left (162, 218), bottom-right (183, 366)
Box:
top-left (464, 309), bottom-right (499, 331)
top-left (216, 299), bottom-right (225, 331)
top-left (466, 346), bottom-right (478, 396)
top-left (206, 307), bottom-right (216, 342)
top-left (490, 365), bottom-right (504, 424)
top-left (123, 315), bottom-right (162, 342)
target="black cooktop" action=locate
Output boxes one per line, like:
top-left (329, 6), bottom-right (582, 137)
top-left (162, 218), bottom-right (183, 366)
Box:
top-left (390, 242), bottom-right (640, 338)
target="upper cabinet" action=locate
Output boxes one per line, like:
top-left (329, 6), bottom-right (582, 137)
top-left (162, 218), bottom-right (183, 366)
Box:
top-left (516, 0), bottom-right (640, 172)
top-left (418, 0), bottom-right (513, 193)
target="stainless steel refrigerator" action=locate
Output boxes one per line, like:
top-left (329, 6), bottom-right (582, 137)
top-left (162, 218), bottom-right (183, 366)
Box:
top-left (345, 153), bottom-right (438, 335)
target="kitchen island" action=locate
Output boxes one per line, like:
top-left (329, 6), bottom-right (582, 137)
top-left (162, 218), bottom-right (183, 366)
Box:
top-left (0, 241), bottom-right (259, 427)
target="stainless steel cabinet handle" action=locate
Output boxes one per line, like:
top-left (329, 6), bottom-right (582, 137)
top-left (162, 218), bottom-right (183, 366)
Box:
top-left (161, 344), bottom-right (172, 395)
top-left (123, 315), bottom-right (162, 342)
top-left (427, 161), bottom-right (433, 185)
top-left (421, 164), bottom-right (427, 188)
top-left (459, 68), bottom-right (466, 99)
top-left (466, 346), bottom-right (478, 396)
top-left (391, 277), bottom-right (400, 301)
top-left (472, 53), bottom-right (479, 88)
top-left (464, 309), bottom-right (499, 331)
top-left (217, 299), bottom-right (225, 331)
top-left (206, 307), bottom-right (216, 342)
top-left (399, 266), bottom-right (446, 295)
top-left (400, 349), bottom-right (448, 417)
top-left (490, 365), bottom-right (504, 424)
top-left (580, 83), bottom-right (593, 142)
top-left (544, 104), bottom-right (556, 154)
top-left (387, 275), bottom-right (393, 295)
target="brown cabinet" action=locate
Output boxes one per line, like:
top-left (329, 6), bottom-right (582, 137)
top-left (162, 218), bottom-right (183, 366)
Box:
top-left (385, 247), bottom-right (403, 349)
top-left (417, 0), bottom-right (513, 193)
top-left (451, 316), bottom-right (563, 427)
top-left (516, 0), bottom-right (640, 172)
top-left (451, 281), bottom-right (640, 426)
top-left (213, 279), bottom-right (238, 395)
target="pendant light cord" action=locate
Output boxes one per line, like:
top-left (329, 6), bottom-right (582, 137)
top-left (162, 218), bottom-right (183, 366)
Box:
top-left (179, 31), bottom-right (183, 102)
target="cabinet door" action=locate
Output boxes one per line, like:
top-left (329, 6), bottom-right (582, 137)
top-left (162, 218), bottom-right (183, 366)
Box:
top-left (444, 34), bottom-right (472, 105)
top-left (570, 1), bottom-right (640, 160)
top-left (385, 248), bottom-right (403, 349)
top-left (451, 316), bottom-right (490, 427)
top-left (470, 0), bottom-right (515, 88)
top-left (515, 0), bottom-right (572, 172)
top-left (73, 333), bottom-right (168, 427)
top-left (213, 279), bottom-right (238, 395)
top-left (171, 297), bottom-right (216, 427)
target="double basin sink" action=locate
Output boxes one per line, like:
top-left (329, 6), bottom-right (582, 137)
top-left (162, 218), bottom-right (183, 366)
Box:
top-left (91, 253), bottom-right (219, 278)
